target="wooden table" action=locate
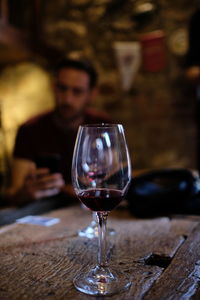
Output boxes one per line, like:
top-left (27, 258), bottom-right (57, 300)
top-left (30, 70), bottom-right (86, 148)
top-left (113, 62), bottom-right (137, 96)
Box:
top-left (0, 205), bottom-right (200, 299)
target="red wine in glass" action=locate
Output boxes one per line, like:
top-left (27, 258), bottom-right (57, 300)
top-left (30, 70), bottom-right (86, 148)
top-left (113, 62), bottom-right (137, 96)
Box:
top-left (78, 188), bottom-right (124, 212)
top-left (72, 124), bottom-right (132, 296)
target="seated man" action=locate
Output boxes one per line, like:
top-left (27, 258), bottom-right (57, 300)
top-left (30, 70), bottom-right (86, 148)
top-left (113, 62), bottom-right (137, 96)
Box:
top-left (5, 57), bottom-right (111, 209)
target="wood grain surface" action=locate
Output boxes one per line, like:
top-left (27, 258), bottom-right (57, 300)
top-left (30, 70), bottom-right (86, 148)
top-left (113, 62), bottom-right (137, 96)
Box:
top-left (0, 205), bottom-right (199, 299)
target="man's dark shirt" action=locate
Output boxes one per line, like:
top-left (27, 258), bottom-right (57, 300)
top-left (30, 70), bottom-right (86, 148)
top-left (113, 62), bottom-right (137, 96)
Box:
top-left (13, 109), bottom-right (111, 184)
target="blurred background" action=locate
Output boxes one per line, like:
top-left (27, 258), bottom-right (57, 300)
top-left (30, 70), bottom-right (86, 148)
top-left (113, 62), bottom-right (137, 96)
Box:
top-left (0, 0), bottom-right (199, 176)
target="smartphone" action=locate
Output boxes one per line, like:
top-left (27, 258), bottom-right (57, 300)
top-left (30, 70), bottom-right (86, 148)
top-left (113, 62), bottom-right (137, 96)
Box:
top-left (34, 153), bottom-right (61, 174)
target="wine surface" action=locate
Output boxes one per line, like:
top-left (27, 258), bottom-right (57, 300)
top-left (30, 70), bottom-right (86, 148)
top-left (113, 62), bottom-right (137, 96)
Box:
top-left (78, 188), bottom-right (124, 212)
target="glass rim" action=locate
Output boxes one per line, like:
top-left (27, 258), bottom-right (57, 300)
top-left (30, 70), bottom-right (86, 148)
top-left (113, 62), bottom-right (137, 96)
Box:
top-left (80, 123), bottom-right (123, 128)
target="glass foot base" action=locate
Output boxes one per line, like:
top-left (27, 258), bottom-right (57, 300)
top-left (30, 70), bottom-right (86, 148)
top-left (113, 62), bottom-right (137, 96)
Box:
top-left (78, 221), bottom-right (115, 239)
top-left (73, 265), bottom-right (131, 296)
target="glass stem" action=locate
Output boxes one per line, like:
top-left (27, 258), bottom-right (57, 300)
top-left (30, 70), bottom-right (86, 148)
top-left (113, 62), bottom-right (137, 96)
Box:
top-left (97, 212), bottom-right (108, 268)
top-left (92, 211), bottom-right (97, 225)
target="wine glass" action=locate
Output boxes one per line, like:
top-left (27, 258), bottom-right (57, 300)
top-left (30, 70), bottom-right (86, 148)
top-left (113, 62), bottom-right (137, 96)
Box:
top-left (72, 124), bottom-right (132, 296)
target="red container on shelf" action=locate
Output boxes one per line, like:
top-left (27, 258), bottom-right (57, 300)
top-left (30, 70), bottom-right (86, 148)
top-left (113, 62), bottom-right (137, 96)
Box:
top-left (140, 30), bottom-right (166, 72)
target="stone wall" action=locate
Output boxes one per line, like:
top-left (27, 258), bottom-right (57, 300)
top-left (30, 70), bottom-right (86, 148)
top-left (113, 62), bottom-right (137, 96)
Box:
top-left (38, 0), bottom-right (198, 170)
top-left (3, 0), bottom-right (200, 171)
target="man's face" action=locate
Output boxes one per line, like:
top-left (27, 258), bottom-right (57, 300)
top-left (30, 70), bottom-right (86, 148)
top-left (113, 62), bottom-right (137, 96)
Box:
top-left (54, 68), bottom-right (92, 121)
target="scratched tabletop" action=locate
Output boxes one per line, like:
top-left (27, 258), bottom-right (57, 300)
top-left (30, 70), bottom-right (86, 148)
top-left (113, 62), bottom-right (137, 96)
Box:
top-left (0, 205), bottom-right (200, 300)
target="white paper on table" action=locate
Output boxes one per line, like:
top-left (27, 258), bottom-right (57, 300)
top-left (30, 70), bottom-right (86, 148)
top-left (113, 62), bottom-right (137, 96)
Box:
top-left (16, 215), bottom-right (60, 226)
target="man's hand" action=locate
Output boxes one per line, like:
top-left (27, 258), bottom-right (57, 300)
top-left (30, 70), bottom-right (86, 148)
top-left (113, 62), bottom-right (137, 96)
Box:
top-left (21, 168), bottom-right (65, 201)
top-left (6, 158), bottom-right (65, 206)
